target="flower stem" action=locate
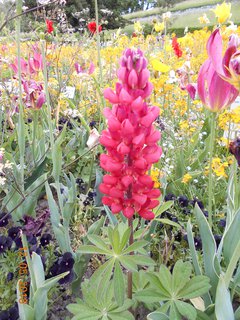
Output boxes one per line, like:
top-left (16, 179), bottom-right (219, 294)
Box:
top-left (94, 0), bottom-right (103, 84)
top-left (127, 217), bottom-right (134, 300)
top-left (16, 0), bottom-right (25, 191)
top-left (208, 112), bottom-right (216, 228)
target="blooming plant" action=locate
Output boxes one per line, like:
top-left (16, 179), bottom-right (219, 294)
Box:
top-left (0, 0), bottom-right (240, 319)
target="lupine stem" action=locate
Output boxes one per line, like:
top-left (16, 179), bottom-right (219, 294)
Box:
top-left (127, 217), bottom-right (134, 300)
top-left (208, 112), bottom-right (217, 228)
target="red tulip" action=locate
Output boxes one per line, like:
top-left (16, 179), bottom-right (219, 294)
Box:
top-left (87, 21), bottom-right (102, 34)
top-left (46, 19), bottom-right (54, 34)
top-left (172, 37), bottom-right (182, 58)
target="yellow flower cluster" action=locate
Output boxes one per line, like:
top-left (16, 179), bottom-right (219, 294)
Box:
top-left (150, 167), bottom-right (162, 188)
top-left (181, 173), bottom-right (192, 184)
top-left (205, 157), bottom-right (229, 178)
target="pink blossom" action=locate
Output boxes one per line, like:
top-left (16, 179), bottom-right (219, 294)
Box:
top-left (207, 28), bottom-right (240, 90)
top-left (197, 31), bottom-right (239, 111)
top-left (23, 80), bottom-right (46, 109)
top-left (99, 49), bottom-right (162, 220)
top-left (74, 62), bottom-right (95, 75)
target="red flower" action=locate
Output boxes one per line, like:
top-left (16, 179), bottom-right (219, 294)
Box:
top-left (87, 21), bottom-right (102, 34)
top-left (46, 19), bottom-right (54, 34)
top-left (99, 49), bottom-right (162, 220)
top-left (172, 36), bottom-right (182, 58)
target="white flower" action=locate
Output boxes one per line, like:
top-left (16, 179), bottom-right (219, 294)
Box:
top-left (162, 11), bottom-right (171, 21)
top-left (38, 0), bottom-right (51, 4)
top-left (87, 128), bottom-right (100, 148)
top-left (0, 177), bottom-right (6, 186)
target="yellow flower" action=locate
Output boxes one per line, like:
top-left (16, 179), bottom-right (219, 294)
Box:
top-left (154, 22), bottom-right (165, 33)
top-left (181, 173), bottom-right (192, 184)
top-left (134, 21), bottom-right (143, 33)
top-left (211, 158), bottom-right (229, 178)
top-left (151, 59), bottom-right (170, 73)
top-left (150, 168), bottom-right (161, 188)
top-left (198, 13), bottom-right (210, 24)
top-left (212, 2), bottom-right (232, 24)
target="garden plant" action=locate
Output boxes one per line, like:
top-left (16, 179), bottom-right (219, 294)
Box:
top-left (0, 0), bottom-right (240, 319)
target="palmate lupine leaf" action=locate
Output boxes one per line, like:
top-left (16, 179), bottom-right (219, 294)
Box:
top-left (136, 260), bottom-right (211, 320)
top-left (77, 223), bottom-right (154, 306)
top-left (67, 279), bottom-right (134, 320)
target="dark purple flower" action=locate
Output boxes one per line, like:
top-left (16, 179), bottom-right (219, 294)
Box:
top-left (22, 210), bottom-right (50, 236)
top-left (190, 197), bottom-right (204, 209)
top-left (214, 234), bottom-right (222, 247)
top-left (59, 269), bottom-right (74, 284)
top-left (203, 210), bottom-right (209, 217)
top-left (194, 236), bottom-right (202, 251)
top-left (174, 232), bottom-right (182, 242)
top-left (164, 193), bottom-right (176, 201)
top-left (14, 237), bottom-right (23, 248)
top-left (219, 219), bottom-right (226, 228)
top-left (0, 236), bottom-right (13, 253)
top-left (178, 195), bottom-right (189, 207)
top-left (7, 272), bottom-right (14, 281)
top-left (229, 137), bottom-right (240, 166)
top-left (8, 304), bottom-right (19, 320)
top-left (40, 233), bottom-right (52, 246)
top-left (48, 252), bottom-right (75, 284)
top-left (8, 227), bottom-right (20, 240)
top-left (0, 212), bottom-right (10, 227)
top-left (59, 252), bottom-right (74, 272)
top-left (27, 235), bottom-right (37, 245)
top-left (0, 310), bottom-right (9, 320)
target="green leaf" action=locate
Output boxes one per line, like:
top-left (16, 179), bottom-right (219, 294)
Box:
top-left (235, 305), bottom-right (240, 320)
top-left (147, 312), bottom-right (169, 320)
top-left (32, 253), bottom-right (45, 289)
top-left (135, 289), bottom-right (169, 303)
top-left (178, 276), bottom-right (211, 299)
top-left (158, 265), bottom-right (172, 294)
top-left (52, 125), bottom-right (66, 180)
top-left (125, 255), bottom-right (155, 267)
top-left (113, 260), bottom-right (125, 306)
top-left (155, 218), bottom-right (181, 229)
top-left (154, 201), bottom-right (174, 218)
top-left (104, 205), bottom-right (118, 226)
top-left (78, 245), bottom-right (110, 255)
top-left (194, 204), bottom-right (220, 297)
top-left (109, 311), bottom-right (134, 320)
top-left (96, 259), bottom-right (115, 303)
top-left (119, 256), bottom-right (138, 271)
top-left (147, 272), bottom-right (171, 297)
top-left (17, 280), bottom-right (35, 320)
top-left (169, 302), bottom-right (182, 320)
top-left (187, 220), bottom-right (202, 276)
top-left (112, 225), bottom-right (121, 254)
top-left (215, 276), bottom-right (234, 320)
top-left (175, 300), bottom-right (197, 320)
top-left (196, 310), bottom-right (212, 320)
top-left (119, 228), bottom-right (131, 252)
top-left (172, 260), bottom-right (192, 294)
top-left (87, 235), bottom-right (112, 254)
top-left (122, 240), bottom-right (148, 254)
top-left (223, 208), bottom-right (240, 265)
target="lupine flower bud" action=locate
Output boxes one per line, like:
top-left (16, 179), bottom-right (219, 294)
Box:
top-left (100, 49), bottom-right (162, 220)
